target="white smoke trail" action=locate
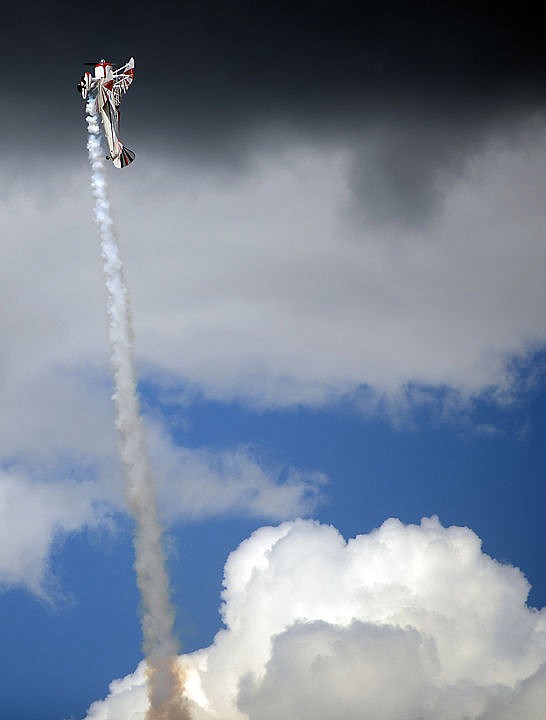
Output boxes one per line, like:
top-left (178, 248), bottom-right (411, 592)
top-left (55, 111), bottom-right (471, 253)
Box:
top-left (85, 99), bottom-right (191, 720)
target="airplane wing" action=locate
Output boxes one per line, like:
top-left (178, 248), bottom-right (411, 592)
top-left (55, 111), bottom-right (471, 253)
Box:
top-left (112, 57), bottom-right (135, 107)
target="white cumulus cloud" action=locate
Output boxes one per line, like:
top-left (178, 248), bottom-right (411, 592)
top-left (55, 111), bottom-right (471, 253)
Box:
top-left (84, 516), bottom-right (546, 720)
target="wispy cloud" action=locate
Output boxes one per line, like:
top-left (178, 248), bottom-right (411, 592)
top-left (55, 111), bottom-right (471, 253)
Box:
top-left (0, 468), bottom-right (108, 598)
top-left (148, 422), bottom-right (327, 522)
top-left (0, 415), bottom-right (325, 597)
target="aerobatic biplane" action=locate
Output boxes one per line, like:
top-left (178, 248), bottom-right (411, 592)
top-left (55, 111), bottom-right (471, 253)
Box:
top-left (77, 58), bottom-right (135, 168)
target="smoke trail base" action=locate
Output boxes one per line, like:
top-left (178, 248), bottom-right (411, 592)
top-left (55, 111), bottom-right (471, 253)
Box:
top-left (85, 98), bottom-right (191, 720)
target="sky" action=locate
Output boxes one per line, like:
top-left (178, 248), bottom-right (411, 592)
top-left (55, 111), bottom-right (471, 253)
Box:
top-left (2, 2), bottom-right (546, 718)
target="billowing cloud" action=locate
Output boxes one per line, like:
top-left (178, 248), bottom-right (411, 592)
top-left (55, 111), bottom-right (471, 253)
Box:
top-left (3, 120), bottom-right (546, 418)
top-left (95, 123), bottom-right (546, 404)
top-left (84, 516), bottom-right (546, 720)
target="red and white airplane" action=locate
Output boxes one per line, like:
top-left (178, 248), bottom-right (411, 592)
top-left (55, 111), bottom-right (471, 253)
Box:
top-left (77, 58), bottom-right (135, 168)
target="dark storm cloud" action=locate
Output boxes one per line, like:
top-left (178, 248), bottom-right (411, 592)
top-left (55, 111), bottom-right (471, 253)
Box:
top-left (4, 1), bottom-right (546, 222)
top-left (347, 111), bottom-right (498, 226)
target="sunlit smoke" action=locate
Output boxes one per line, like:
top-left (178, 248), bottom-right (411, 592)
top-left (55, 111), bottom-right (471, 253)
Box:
top-left (85, 98), bottom-right (191, 720)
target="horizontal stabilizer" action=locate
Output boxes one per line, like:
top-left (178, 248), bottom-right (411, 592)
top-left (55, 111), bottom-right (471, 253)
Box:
top-left (113, 146), bottom-right (135, 169)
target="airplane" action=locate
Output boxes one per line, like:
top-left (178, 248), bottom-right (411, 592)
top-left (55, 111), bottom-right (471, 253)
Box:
top-left (77, 58), bottom-right (135, 168)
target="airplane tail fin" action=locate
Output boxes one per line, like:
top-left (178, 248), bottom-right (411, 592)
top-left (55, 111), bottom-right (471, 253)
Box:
top-left (113, 146), bottom-right (135, 169)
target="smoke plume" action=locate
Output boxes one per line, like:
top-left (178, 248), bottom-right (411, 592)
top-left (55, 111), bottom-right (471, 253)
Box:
top-left (86, 100), bottom-right (191, 720)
